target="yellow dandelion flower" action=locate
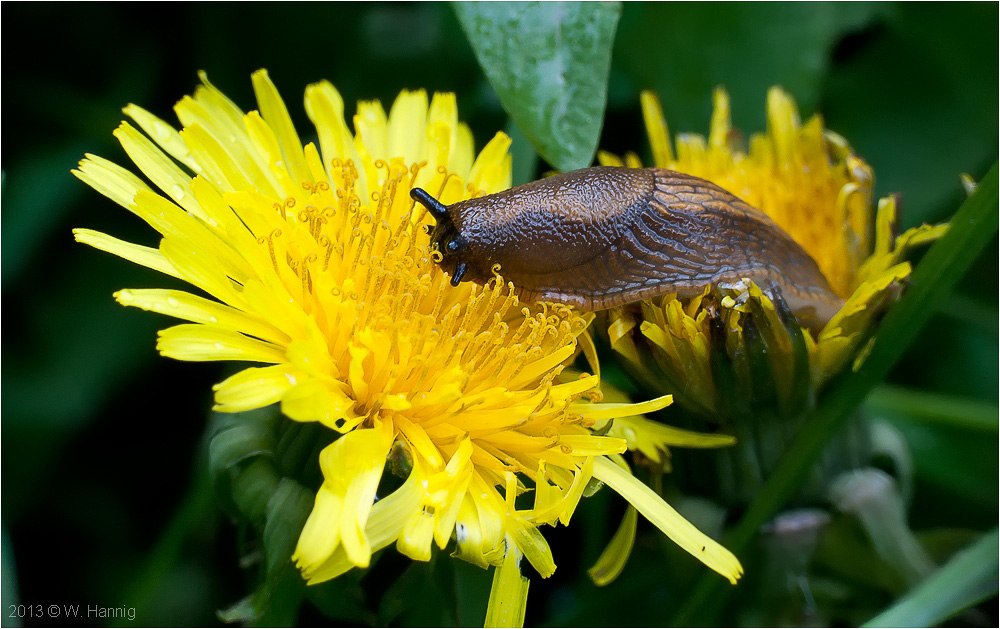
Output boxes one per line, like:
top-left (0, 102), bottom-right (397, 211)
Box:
top-left (597, 88), bottom-right (946, 420)
top-left (74, 70), bottom-right (742, 618)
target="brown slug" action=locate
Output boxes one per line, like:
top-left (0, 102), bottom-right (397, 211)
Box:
top-left (410, 167), bottom-right (843, 331)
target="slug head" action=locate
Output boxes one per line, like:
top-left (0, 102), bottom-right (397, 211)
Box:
top-left (410, 187), bottom-right (474, 286)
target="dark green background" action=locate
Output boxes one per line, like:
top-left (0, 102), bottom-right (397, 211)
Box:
top-left (2, 2), bottom-right (996, 626)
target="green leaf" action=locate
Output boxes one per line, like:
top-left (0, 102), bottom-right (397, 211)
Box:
top-left (505, 119), bottom-right (539, 187)
top-left (863, 528), bottom-right (998, 627)
top-left (218, 453), bottom-right (314, 626)
top-left (673, 163), bottom-right (999, 625)
top-left (208, 415), bottom-right (275, 475)
top-left (453, 1), bottom-right (622, 171)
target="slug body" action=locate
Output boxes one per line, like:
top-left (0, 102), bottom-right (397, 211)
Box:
top-left (410, 167), bottom-right (843, 330)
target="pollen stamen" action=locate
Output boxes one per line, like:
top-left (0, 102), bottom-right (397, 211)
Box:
top-left (318, 235), bottom-right (334, 270)
top-left (257, 228), bottom-right (283, 275)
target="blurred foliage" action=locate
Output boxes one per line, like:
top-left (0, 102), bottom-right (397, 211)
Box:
top-left (1, 2), bottom-right (996, 627)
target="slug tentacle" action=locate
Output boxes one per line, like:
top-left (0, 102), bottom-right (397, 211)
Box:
top-left (409, 167), bottom-right (844, 331)
top-left (410, 187), bottom-right (449, 220)
top-left (452, 261), bottom-right (469, 286)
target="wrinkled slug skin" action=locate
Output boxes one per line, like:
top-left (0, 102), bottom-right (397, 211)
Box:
top-left (416, 166), bottom-right (844, 330)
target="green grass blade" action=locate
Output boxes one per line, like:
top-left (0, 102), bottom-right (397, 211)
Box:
top-left (866, 385), bottom-right (998, 432)
top-left (863, 528), bottom-right (998, 627)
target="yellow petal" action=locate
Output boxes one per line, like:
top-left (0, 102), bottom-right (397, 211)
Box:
top-left (397, 510), bottom-right (435, 562)
top-left (388, 89), bottom-right (429, 165)
top-left (280, 378), bottom-right (353, 429)
top-left (251, 68), bottom-right (308, 184)
top-left (113, 122), bottom-right (206, 220)
top-left (317, 421), bottom-right (394, 566)
top-left (597, 150), bottom-right (624, 167)
top-left (157, 323), bottom-right (286, 363)
top-left (485, 540), bottom-right (530, 629)
top-left (213, 365), bottom-right (298, 412)
top-left (115, 288), bottom-right (288, 345)
top-left (302, 462), bottom-right (423, 584)
top-left (304, 80), bottom-right (362, 179)
top-left (593, 456), bottom-right (743, 584)
top-left (72, 229), bottom-right (182, 280)
top-left (505, 515), bottom-right (556, 579)
top-left (467, 132), bottom-right (512, 193)
top-left (123, 104), bottom-right (200, 172)
top-left (587, 505), bottom-right (638, 586)
top-left (575, 394), bottom-right (673, 422)
top-left (556, 455), bottom-right (594, 526)
top-left (640, 91), bottom-right (673, 165)
top-left (294, 486), bottom-right (344, 571)
top-left (452, 494), bottom-right (489, 568)
top-left (72, 153), bottom-right (152, 210)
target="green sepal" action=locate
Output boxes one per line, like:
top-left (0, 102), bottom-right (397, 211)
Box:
top-left (775, 301), bottom-right (814, 418)
top-left (216, 558), bottom-right (305, 627)
top-left (741, 314), bottom-right (779, 411)
top-left (709, 315), bottom-right (749, 421)
top-left (273, 420), bottom-right (329, 488)
top-left (263, 478), bottom-right (313, 576)
top-left (230, 457), bottom-right (281, 528)
top-left (208, 409), bottom-right (279, 519)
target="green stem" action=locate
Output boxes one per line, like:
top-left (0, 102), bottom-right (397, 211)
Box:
top-left (863, 528), bottom-right (998, 627)
top-left (672, 162), bottom-right (999, 626)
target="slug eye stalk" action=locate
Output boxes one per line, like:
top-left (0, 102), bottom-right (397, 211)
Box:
top-left (410, 187), bottom-right (448, 220)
